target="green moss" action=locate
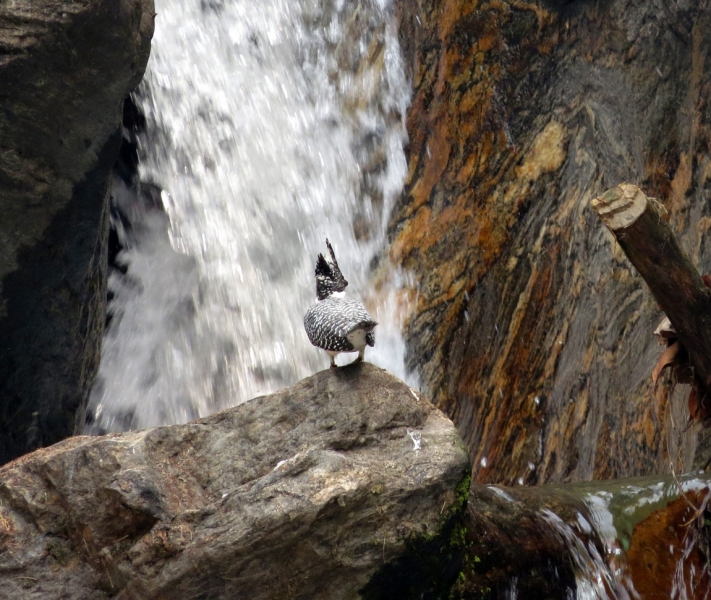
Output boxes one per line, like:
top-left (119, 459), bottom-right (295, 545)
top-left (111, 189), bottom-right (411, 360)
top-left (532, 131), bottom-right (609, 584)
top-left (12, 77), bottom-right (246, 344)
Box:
top-left (360, 472), bottom-right (472, 600)
top-left (452, 474), bottom-right (471, 516)
top-left (46, 538), bottom-right (71, 565)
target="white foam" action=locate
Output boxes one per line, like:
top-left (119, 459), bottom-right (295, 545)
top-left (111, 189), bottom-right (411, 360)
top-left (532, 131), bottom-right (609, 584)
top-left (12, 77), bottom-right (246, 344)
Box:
top-left (88, 0), bottom-right (414, 431)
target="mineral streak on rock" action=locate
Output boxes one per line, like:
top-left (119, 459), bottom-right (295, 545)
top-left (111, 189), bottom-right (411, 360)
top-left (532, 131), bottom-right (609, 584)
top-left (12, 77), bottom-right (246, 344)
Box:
top-left (0, 364), bottom-right (470, 599)
top-left (392, 0), bottom-right (711, 484)
top-left (0, 0), bottom-right (154, 463)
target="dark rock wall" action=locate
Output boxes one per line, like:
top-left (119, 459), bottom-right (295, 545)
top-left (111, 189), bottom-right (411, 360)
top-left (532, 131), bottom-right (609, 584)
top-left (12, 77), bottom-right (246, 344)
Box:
top-left (393, 0), bottom-right (711, 484)
top-left (0, 0), bottom-right (154, 463)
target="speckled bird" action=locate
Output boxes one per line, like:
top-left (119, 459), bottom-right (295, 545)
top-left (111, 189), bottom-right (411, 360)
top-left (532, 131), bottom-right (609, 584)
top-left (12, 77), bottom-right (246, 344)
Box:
top-left (303, 240), bottom-right (377, 367)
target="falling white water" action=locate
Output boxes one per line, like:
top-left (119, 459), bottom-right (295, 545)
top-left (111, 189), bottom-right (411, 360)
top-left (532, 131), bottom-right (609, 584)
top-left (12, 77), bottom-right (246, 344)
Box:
top-left (539, 508), bottom-right (636, 600)
top-left (87, 0), bottom-right (415, 432)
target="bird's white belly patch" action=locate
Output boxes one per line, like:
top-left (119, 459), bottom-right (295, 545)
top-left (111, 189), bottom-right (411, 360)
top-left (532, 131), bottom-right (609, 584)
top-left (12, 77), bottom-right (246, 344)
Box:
top-left (346, 328), bottom-right (368, 351)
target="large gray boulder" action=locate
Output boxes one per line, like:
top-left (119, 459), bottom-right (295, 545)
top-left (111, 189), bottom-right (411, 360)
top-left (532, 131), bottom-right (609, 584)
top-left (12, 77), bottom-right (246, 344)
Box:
top-left (0, 0), bottom-right (154, 463)
top-left (0, 364), bottom-right (470, 599)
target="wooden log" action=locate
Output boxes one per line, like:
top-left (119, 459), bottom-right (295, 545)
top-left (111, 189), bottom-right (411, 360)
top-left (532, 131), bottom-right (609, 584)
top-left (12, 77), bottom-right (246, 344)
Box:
top-left (591, 183), bottom-right (711, 391)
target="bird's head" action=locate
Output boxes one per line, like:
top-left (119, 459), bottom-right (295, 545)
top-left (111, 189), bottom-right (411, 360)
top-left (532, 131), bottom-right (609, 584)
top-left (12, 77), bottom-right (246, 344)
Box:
top-left (315, 239), bottom-right (348, 300)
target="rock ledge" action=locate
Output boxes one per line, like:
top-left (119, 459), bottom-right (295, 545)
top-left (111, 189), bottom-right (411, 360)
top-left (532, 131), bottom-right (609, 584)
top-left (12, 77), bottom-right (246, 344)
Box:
top-left (0, 363), bottom-right (469, 599)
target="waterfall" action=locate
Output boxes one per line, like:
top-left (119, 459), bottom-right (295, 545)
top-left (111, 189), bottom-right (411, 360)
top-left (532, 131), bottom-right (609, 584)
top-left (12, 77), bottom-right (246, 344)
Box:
top-left (87, 0), bottom-right (414, 432)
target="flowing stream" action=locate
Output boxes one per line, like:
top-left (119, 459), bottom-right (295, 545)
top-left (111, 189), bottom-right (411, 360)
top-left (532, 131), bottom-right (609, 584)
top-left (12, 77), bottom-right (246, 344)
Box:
top-left (87, 0), bottom-right (414, 432)
top-left (484, 473), bottom-right (711, 600)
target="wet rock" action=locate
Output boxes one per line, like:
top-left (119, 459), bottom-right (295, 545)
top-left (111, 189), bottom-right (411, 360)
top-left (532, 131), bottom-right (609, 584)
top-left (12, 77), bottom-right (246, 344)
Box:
top-left (626, 487), bottom-right (711, 600)
top-left (392, 0), bottom-right (711, 483)
top-left (0, 0), bottom-right (155, 463)
top-left (0, 363), bottom-right (470, 599)
top-left (454, 473), bottom-right (711, 599)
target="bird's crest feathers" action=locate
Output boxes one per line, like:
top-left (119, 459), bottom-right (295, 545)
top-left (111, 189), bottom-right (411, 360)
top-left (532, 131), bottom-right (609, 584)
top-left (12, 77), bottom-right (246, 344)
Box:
top-left (315, 252), bottom-right (332, 279)
top-left (315, 238), bottom-right (348, 300)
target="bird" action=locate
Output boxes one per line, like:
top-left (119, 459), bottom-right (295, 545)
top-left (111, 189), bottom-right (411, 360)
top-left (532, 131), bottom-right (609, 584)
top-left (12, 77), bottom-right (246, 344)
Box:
top-left (303, 239), bottom-right (377, 368)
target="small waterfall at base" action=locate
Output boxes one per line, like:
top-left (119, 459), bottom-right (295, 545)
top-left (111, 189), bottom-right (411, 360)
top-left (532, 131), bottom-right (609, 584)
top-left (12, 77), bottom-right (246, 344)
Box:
top-left (476, 474), bottom-right (711, 599)
top-left (87, 0), bottom-right (415, 433)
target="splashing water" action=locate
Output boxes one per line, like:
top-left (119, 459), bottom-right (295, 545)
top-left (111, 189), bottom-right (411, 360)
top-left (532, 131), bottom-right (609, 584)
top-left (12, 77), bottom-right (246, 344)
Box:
top-left (540, 508), bottom-right (636, 600)
top-left (88, 0), bottom-right (415, 432)
top-left (535, 475), bottom-right (711, 599)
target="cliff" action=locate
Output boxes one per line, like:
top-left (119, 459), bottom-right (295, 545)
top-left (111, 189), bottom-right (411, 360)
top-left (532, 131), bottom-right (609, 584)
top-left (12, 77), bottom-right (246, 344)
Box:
top-left (0, 0), bottom-right (154, 463)
top-left (393, 0), bottom-right (711, 484)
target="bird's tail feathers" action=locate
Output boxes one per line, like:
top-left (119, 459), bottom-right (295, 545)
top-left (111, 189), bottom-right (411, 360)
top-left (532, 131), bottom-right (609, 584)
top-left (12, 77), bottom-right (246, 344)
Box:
top-left (351, 320), bottom-right (377, 332)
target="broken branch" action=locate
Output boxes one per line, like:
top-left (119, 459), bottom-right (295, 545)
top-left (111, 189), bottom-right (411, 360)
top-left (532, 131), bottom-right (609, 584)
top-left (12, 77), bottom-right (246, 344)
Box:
top-left (591, 183), bottom-right (711, 392)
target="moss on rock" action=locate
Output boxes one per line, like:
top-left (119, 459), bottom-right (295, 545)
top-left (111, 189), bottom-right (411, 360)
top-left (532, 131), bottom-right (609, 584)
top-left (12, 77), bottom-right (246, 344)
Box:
top-left (361, 474), bottom-right (472, 599)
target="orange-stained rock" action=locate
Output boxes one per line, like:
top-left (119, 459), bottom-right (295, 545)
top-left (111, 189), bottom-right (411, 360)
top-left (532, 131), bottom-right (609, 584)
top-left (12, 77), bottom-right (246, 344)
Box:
top-left (392, 0), bottom-right (711, 484)
top-left (627, 489), bottom-right (711, 600)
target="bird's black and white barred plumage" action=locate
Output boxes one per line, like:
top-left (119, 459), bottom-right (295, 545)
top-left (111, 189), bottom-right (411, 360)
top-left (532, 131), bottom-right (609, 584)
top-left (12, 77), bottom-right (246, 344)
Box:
top-left (315, 239), bottom-right (348, 300)
top-left (304, 297), bottom-right (375, 351)
top-left (304, 240), bottom-right (377, 367)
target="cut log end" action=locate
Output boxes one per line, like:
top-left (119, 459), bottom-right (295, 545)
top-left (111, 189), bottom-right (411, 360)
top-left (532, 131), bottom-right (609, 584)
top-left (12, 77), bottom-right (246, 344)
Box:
top-left (591, 183), bottom-right (649, 231)
top-left (592, 183), bottom-right (711, 426)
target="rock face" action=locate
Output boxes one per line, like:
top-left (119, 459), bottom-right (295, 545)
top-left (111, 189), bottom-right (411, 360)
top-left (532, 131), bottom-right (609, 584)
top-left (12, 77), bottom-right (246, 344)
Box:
top-left (0, 0), bottom-right (154, 463)
top-left (392, 0), bottom-right (711, 484)
top-left (0, 364), bottom-right (469, 599)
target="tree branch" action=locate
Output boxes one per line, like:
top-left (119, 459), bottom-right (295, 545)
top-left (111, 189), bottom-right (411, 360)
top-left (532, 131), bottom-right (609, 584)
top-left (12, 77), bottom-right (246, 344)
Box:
top-left (591, 183), bottom-right (711, 390)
